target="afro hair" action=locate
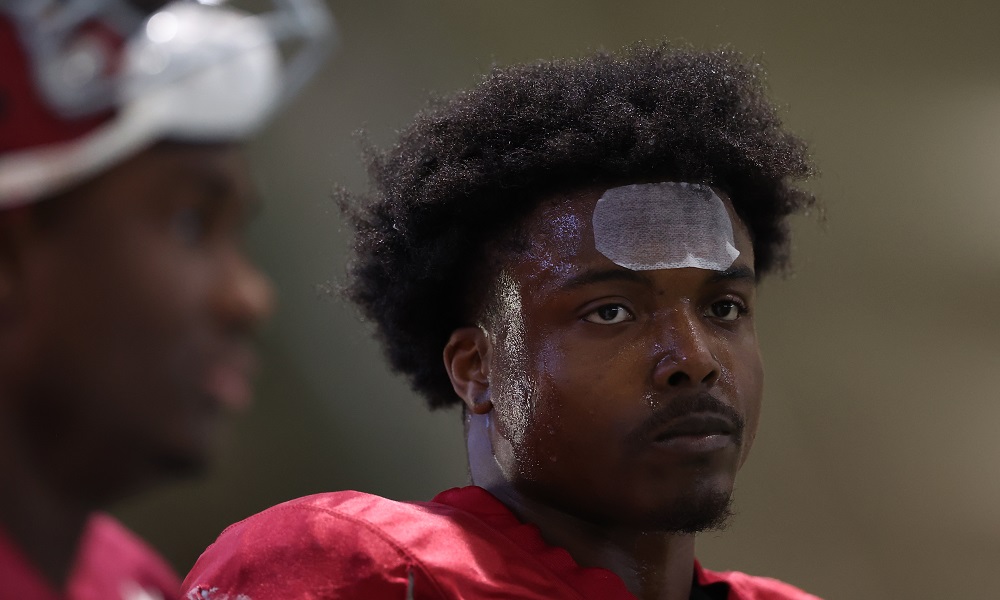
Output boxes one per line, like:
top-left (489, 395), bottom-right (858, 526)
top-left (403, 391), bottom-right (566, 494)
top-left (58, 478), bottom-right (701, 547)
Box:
top-left (343, 43), bottom-right (814, 409)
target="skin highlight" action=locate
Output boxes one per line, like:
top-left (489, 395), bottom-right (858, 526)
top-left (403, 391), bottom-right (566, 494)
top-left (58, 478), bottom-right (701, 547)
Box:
top-left (444, 184), bottom-right (762, 600)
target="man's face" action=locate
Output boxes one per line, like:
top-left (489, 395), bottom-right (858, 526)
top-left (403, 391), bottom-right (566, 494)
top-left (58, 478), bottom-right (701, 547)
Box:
top-left (8, 142), bottom-right (273, 496)
top-left (480, 184), bottom-right (762, 532)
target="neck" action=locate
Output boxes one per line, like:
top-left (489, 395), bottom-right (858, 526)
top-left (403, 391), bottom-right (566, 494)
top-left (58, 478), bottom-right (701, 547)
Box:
top-left (0, 409), bottom-right (94, 589)
top-left (466, 411), bottom-right (697, 600)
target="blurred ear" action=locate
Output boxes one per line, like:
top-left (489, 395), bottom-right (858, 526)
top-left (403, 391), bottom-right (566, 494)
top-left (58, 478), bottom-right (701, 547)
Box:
top-left (443, 326), bottom-right (492, 415)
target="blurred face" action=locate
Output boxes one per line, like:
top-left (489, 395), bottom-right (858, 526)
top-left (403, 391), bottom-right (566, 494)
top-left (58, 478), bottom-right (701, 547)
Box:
top-left (480, 185), bottom-right (762, 532)
top-left (11, 142), bottom-right (273, 495)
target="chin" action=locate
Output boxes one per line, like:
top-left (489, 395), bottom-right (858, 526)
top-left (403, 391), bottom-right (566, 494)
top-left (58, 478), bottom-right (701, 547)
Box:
top-left (148, 414), bottom-right (225, 477)
top-left (624, 474), bottom-right (736, 533)
top-left (645, 487), bottom-right (735, 534)
top-left (91, 449), bottom-right (208, 505)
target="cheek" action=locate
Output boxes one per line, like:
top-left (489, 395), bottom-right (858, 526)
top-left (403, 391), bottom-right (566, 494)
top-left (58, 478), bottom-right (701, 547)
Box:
top-left (488, 337), bottom-right (539, 470)
top-left (79, 255), bottom-right (209, 403)
top-left (523, 334), bottom-right (630, 453)
top-left (486, 274), bottom-right (534, 439)
top-left (729, 340), bottom-right (764, 464)
top-left (490, 331), bottom-right (578, 473)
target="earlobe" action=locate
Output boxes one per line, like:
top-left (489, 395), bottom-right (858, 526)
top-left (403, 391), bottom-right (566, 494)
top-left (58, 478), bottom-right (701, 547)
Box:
top-left (443, 326), bottom-right (492, 414)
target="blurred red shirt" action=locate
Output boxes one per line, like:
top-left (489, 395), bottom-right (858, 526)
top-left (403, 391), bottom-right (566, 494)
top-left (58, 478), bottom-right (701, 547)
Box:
top-left (0, 513), bottom-right (179, 600)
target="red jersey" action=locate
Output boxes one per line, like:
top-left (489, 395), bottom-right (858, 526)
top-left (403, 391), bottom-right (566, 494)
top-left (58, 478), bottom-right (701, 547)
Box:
top-left (0, 513), bottom-right (179, 600)
top-left (184, 486), bottom-right (819, 600)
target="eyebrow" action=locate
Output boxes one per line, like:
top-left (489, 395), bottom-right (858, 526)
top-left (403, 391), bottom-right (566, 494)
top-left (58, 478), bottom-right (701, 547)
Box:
top-left (707, 264), bottom-right (756, 285)
top-left (561, 268), bottom-right (653, 290)
top-left (560, 263), bottom-right (756, 291)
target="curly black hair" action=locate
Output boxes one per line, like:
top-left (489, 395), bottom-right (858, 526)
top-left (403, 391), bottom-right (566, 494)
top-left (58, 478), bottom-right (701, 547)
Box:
top-left (343, 43), bottom-right (815, 409)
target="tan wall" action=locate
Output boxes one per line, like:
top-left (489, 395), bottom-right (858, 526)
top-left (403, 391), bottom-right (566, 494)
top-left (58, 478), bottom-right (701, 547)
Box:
top-left (115, 2), bottom-right (1000, 597)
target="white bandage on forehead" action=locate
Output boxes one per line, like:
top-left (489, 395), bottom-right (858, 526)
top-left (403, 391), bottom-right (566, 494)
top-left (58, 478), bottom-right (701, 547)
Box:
top-left (592, 182), bottom-right (740, 272)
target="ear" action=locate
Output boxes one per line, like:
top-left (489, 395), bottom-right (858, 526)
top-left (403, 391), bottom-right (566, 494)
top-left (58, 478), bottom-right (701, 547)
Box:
top-left (443, 326), bottom-right (492, 415)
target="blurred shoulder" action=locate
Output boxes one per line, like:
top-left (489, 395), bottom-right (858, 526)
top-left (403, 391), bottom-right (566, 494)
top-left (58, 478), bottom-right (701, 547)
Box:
top-left (70, 514), bottom-right (180, 600)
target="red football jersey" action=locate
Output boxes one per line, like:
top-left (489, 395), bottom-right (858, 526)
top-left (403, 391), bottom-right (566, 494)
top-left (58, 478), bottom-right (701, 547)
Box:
top-left (184, 486), bottom-right (819, 600)
top-left (0, 513), bottom-right (179, 600)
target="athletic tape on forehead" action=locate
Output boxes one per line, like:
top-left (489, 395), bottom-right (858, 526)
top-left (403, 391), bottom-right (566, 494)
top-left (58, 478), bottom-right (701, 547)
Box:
top-left (592, 182), bottom-right (740, 271)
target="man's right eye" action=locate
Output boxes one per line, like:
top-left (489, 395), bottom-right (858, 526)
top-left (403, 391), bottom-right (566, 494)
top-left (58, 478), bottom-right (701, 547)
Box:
top-left (583, 304), bottom-right (634, 325)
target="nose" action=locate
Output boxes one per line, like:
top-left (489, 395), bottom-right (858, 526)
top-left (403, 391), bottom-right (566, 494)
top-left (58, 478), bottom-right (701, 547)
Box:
top-left (651, 310), bottom-right (721, 390)
top-left (214, 250), bottom-right (275, 331)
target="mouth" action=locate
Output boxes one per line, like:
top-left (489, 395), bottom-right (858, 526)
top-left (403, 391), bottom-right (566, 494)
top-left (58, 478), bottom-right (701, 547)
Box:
top-left (202, 349), bottom-right (258, 413)
top-left (650, 413), bottom-right (738, 453)
top-left (628, 393), bottom-right (746, 455)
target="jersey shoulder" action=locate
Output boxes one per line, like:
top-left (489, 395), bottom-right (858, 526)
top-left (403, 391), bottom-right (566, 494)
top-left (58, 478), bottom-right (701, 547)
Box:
top-left (183, 489), bottom-right (631, 600)
top-left (700, 564), bottom-right (823, 600)
top-left (182, 491), bottom-right (476, 600)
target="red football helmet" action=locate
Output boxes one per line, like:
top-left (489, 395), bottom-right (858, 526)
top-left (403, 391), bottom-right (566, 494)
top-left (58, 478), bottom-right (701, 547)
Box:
top-left (0, 0), bottom-right (333, 206)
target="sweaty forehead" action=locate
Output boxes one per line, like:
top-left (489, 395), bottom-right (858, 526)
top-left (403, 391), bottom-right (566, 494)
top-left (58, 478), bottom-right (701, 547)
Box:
top-left (478, 185), bottom-right (756, 325)
top-left (507, 189), bottom-right (597, 279)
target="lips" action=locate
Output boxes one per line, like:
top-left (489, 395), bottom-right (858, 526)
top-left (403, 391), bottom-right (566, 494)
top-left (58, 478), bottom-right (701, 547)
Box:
top-left (202, 348), bottom-right (258, 413)
top-left (650, 413), bottom-right (738, 453)
top-left (652, 413), bottom-right (736, 442)
top-left (627, 393), bottom-right (745, 453)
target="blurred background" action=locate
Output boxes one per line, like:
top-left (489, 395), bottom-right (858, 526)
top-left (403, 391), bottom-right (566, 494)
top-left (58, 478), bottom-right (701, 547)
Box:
top-left (115, 1), bottom-right (1000, 598)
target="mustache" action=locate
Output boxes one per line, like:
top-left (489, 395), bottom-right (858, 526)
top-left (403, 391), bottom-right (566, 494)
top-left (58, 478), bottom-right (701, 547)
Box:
top-left (626, 392), bottom-right (745, 449)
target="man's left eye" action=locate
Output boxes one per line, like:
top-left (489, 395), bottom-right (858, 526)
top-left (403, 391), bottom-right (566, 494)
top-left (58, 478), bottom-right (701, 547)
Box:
top-left (707, 300), bottom-right (744, 321)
